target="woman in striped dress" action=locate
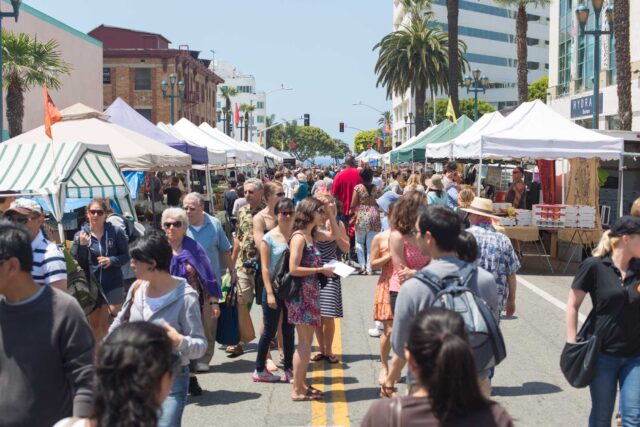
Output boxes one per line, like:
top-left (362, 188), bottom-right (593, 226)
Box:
top-left (312, 192), bottom-right (350, 364)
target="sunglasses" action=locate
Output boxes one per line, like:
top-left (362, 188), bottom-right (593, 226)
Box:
top-left (10, 216), bottom-right (37, 224)
top-left (88, 209), bottom-right (105, 216)
top-left (280, 211), bottom-right (294, 217)
top-left (276, 192), bottom-right (286, 197)
top-left (163, 221), bottom-right (183, 229)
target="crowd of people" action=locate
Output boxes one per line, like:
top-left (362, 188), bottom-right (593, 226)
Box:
top-left (2, 154), bottom-right (640, 426)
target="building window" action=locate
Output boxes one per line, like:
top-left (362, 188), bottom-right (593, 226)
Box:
top-left (103, 68), bottom-right (111, 84)
top-left (256, 115), bottom-right (265, 123)
top-left (135, 109), bottom-right (152, 121)
top-left (609, 33), bottom-right (617, 85)
top-left (257, 101), bottom-right (265, 109)
top-left (236, 85), bottom-right (253, 93)
top-left (216, 101), bottom-right (221, 108)
top-left (134, 68), bottom-right (152, 90)
top-left (557, 0), bottom-right (573, 96)
top-left (606, 115), bottom-right (620, 130)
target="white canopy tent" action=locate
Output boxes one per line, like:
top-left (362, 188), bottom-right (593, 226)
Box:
top-left (199, 123), bottom-right (279, 163)
top-left (426, 111), bottom-right (504, 159)
top-left (356, 148), bottom-right (383, 163)
top-left (0, 142), bottom-right (134, 240)
top-left (156, 122), bottom-right (226, 166)
top-left (5, 104), bottom-right (192, 171)
top-left (268, 146), bottom-right (295, 160)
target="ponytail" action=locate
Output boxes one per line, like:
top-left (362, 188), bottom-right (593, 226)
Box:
top-left (456, 231), bottom-right (478, 263)
top-left (592, 230), bottom-right (619, 257)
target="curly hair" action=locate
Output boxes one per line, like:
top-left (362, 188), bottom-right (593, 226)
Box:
top-left (390, 191), bottom-right (427, 235)
top-left (293, 197), bottom-right (324, 232)
top-left (94, 322), bottom-right (176, 427)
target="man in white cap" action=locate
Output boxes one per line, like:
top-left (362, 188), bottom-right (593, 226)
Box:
top-left (4, 199), bottom-right (67, 291)
top-left (462, 197), bottom-right (520, 317)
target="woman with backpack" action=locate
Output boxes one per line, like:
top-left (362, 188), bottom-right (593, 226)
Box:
top-left (54, 321), bottom-right (180, 427)
top-left (109, 231), bottom-right (206, 427)
top-left (288, 197), bottom-right (335, 401)
top-left (312, 192), bottom-right (350, 365)
top-left (362, 309), bottom-right (513, 426)
top-left (71, 198), bottom-right (130, 344)
top-left (566, 216), bottom-right (640, 426)
top-left (253, 198), bottom-right (296, 383)
top-left (351, 167), bottom-right (382, 275)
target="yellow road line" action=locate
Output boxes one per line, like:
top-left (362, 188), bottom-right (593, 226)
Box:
top-left (311, 338), bottom-right (327, 426)
top-left (331, 319), bottom-right (350, 427)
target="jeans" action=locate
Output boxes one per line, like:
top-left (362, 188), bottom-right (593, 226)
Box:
top-left (255, 288), bottom-right (295, 372)
top-left (158, 365), bottom-right (189, 427)
top-left (589, 352), bottom-right (640, 427)
top-left (355, 229), bottom-right (377, 273)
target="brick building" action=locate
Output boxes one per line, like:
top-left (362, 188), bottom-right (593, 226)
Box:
top-left (89, 25), bottom-right (223, 125)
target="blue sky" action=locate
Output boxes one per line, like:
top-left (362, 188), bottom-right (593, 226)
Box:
top-left (25, 0), bottom-right (392, 149)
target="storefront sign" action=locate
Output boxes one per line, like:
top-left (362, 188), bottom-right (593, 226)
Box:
top-left (570, 94), bottom-right (603, 118)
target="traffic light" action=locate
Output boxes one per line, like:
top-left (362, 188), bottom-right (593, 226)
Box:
top-left (303, 114), bottom-right (310, 126)
top-left (339, 122), bottom-right (344, 132)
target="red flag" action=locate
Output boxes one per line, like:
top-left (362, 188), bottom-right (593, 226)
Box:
top-left (44, 83), bottom-right (62, 139)
top-left (234, 103), bottom-right (240, 125)
top-left (376, 137), bottom-right (381, 148)
top-left (385, 120), bottom-right (391, 135)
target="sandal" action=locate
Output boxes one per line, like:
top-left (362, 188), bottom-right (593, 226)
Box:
top-left (227, 345), bottom-right (244, 358)
top-left (325, 355), bottom-right (340, 364)
top-left (311, 353), bottom-right (326, 362)
top-left (380, 384), bottom-right (397, 398)
top-left (292, 388), bottom-right (322, 402)
top-left (307, 385), bottom-right (324, 396)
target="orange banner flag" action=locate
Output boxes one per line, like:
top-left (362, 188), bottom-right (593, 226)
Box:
top-left (44, 83), bottom-right (62, 139)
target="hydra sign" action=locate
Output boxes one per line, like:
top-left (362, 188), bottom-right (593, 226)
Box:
top-left (570, 93), bottom-right (603, 118)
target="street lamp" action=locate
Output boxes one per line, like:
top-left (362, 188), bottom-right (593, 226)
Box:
top-left (216, 108), bottom-right (228, 132)
top-left (0, 0), bottom-right (22, 141)
top-left (464, 67), bottom-right (490, 120)
top-left (575, 0), bottom-right (613, 129)
top-left (404, 112), bottom-right (415, 138)
top-left (160, 72), bottom-right (185, 125)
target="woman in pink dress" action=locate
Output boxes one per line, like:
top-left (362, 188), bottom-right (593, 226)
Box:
top-left (381, 191), bottom-right (430, 397)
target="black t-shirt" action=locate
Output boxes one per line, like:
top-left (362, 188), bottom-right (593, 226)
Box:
top-left (572, 255), bottom-right (640, 356)
top-left (224, 190), bottom-right (238, 217)
top-left (164, 187), bottom-right (182, 206)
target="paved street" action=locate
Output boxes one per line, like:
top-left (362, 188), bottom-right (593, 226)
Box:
top-left (183, 261), bottom-right (596, 427)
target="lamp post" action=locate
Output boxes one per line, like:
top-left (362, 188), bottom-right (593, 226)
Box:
top-left (576, 0), bottom-right (613, 129)
top-left (404, 112), bottom-right (414, 138)
top-left (0, 0), bottom-right (22, 141)
top-left (160, 73), bottom-right (185, 125)
top-left (464, 68), bottom-right (490, 120)
top-left (216, 108), bottom-right (228, 132)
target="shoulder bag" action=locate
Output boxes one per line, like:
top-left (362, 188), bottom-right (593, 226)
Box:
top-left (216, 279), bottom-right (240, 345)
top-left (559, 310), bottom-right (600, 388)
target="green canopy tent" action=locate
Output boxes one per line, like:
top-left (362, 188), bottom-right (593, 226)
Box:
top-left (390, 121), bottom-right (450, 164)
top-left (0, 141), bottom-right (135, 241)
top-left (397, 116), bottom-right (474, 163)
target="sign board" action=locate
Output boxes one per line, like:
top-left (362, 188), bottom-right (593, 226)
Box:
top-left (485, 166), bottom-right (502, 188)
top-left (570, 93), bottom-right (603, 118)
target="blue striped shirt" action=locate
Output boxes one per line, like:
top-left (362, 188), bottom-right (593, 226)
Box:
top-left (31, 231), bottom-right (67, 286)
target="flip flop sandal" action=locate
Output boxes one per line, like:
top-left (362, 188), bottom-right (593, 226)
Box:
top-left (310, 353), bottom-right (326, 362)
top-left (326, 355), bottom-right (340, 364)
top-left (307, 385), bottom-right (324, 396)
top-left (227, 346), bottom-right (244, 358)
top-left (292, 389), bottom-right (322, 402)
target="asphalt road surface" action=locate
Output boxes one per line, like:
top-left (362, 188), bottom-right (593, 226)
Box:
top-left (182, 259), bottom-right (600, 427)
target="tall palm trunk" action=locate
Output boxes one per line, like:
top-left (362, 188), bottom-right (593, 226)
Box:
top-left (516, 4), bottom-right (528, 104)
top-left (225, 98), bottom-right (232, 135)
top-left (614, 0), bottom-right (632, 130)
top-left (6, 75), bottom-right (24, 138)
top-left (447, 0), bottom-right (460, 117)
top-left (414, 82), bottom-right (427, 135)
top-left (244, 112), bottom-right (249, 141)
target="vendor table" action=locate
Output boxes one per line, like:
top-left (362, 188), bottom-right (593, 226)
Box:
top-left (494, 225), bottom-right (554, 273)
top-left (558, 227), bottom-right (599, 273)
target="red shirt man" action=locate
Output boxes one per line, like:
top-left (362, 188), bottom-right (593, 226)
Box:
top-left (331, 156), bottom-right (362, 216)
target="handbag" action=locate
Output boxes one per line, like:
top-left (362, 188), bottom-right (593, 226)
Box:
top-left (62, 245), bottom-right (99, 316)
top-left (215, 279), bottom-right (240, 346)
top-left (560, 311), bottom-right (600, 388)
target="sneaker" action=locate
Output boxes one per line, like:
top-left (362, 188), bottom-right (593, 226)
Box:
top-left (195, 362), bottom-right (210, 373)
top-left (252, 370), bottom-right (282, 383)
top-left (188, 376), bottom-right (203, 396)
top-left (284, 369), bottom-right (294, 383)
top-left (368, 327), bottom-right (382, 338)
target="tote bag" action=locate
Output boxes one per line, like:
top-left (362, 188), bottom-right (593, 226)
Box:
top-left (215, 279), bottom-right (240, 346)
top-left (560, 311), bottom-right (600, 388)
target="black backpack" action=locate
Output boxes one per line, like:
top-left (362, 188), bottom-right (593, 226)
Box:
top-left (109, 213), bottom-right (142, 243)
top-left (413, 263), bottom-right (507, 371)
top-left (270, 248), bottom-right (299, 300)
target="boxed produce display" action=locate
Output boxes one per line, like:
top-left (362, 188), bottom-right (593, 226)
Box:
top-left (493, 203), bottom-right (512, 214)
top-left (565, 205), bottom-right (596, 228)
top-left (533, 204), bottom-right (566, 228)
top-left (515, 209), bottom-right (532, 226)
top-left (497, 216), bottom-right (517, 227)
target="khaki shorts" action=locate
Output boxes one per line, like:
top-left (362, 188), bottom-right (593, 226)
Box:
top-left (236, 269), bottom-right (255, 305)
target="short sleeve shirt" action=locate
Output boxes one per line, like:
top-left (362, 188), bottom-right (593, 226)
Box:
top-left (187, 214), bottom-right (232, 281)
top-left (572, 256), bottom-right (640, 356)
top-left (235, 203), bottom-right (265, 272)
top-left (31, 231), bottom-right (67, 286)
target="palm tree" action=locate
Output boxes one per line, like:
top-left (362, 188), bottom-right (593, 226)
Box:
top-left (219, 85), bottom-right (238, 135)
top-left (377, 110), bottom-right (392, 128)
top-left (265, 113), bottom-right (277, 147)
top-left (2, 31), bottom-right (71, 137)
top-left (374, 15), bottom-right (467, 135)
top-left (400, 0), bottom-right (433, 23)
top-left (447, 0), bottom-right (461, 117)
top-left (614, 0), bottom-right (632, 130)
top-left (239, 103), bottom-right (256, 141)
top-left (494, 0), bottom-right (550, 105)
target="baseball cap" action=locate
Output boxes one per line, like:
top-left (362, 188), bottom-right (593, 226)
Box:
top-left (376, 191), bottom-right (400, 214)
top-left (609, 215), bottom-right (640, 237)
top-left (5, 198), bottom-right (43, 216)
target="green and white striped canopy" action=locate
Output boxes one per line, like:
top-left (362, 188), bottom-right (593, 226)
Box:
top-left (0, 141), bottom-right (134, 221)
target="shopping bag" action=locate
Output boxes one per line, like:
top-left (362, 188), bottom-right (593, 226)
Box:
top-left (215, 279), bottom-right (240, 346)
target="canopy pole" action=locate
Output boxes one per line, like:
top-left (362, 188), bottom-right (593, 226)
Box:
top-left (561, 159), bottom-right (565, 204)
top-left (618, 156), bottom-right (624, 218)
top-left (477, 156), bottom-right (483, 195)
top-left (205, 164), bottom-right (213, 214)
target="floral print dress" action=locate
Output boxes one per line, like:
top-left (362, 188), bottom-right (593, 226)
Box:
top-left (286, 232), bottom-right (323, 327)
top-left (373, 246), bottom-right (393, 321)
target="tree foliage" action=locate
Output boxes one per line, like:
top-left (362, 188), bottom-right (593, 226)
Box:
top-left (268, 122), bottom-right (344, 164)
top-left (424, 98), bottom-right (496, 123)
top-left (354, 130), bottom-right (382, 154)
top-left (528, 75), bottom-right (548, 103)
top-left (2, 30), bottom-right (71, 137)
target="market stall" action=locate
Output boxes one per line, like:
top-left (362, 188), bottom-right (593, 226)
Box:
top-left (199, 123), bottom-right (280, 164)
top-left (356, 148), bottom-right (383, 165)
top-left (0, 141), bottom-right (134, 241)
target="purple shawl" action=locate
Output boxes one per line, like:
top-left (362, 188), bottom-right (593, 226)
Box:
top-left (170, 236), bottom-right (222, 299)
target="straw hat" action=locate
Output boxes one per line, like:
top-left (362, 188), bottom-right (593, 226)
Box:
top-left (461, 197), bottom-right (500, 220)
top-left (425, 174), bottom-right (444, 191)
